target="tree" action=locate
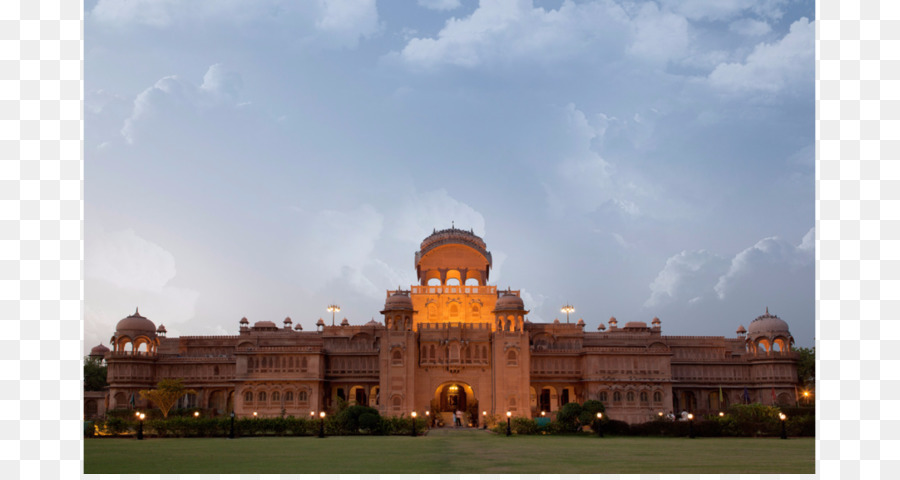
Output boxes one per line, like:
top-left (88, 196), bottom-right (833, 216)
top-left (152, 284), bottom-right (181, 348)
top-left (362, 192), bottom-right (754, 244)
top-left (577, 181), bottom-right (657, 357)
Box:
top-left (83, 356), bottom-right (108, 391)
top-left (139, 379), bottom-right (196, 418)
top-left (793, 346), bottom-right (815, 404)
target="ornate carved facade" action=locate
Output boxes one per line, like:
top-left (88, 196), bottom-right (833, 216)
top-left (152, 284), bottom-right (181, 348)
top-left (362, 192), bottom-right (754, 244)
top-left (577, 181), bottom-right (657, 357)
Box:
top-left (98, 227), bottom-right (800, 424)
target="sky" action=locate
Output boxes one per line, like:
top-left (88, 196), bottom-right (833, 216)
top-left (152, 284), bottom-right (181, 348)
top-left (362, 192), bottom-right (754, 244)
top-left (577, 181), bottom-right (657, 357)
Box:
top-left (83, 0), bottom-right (816, 354)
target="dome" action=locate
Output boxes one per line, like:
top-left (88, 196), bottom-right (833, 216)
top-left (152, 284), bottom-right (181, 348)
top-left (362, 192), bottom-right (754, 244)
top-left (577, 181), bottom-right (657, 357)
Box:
top-left (90, 343), bottom-right (110, 355)
top-left (365, 319), bottom-right (380, 326)
top-left (340, 318), bottom-right (350, 326)
top-left (576, 318), bottom-right (585, 327)
top-left (736, 325), bottom-right (747, 334)
top-left (598, 323), bottom-right (606, 331)
top-left (651, 317), bottom-right (661, 325)
top-left (495, 292), bottom-right (525, 311)
top-left (156, 324), bottom-right (167, 333)
top-left (254, 321), bottom-right (277, 328)
top-left (316, 318), bottom-right (325, 326)
top-left (294, 323), bottom-right (303, 331)
top-left (115, 308), bottom-right (157, 337)
top-left (240, 317), bottom-right (249, 324)
top-left (284, 317), bottom-right (292, 324)
top-left (383, 291), bottom-right (414, 311)
top-left (747, 309), bottom-right (790, 338)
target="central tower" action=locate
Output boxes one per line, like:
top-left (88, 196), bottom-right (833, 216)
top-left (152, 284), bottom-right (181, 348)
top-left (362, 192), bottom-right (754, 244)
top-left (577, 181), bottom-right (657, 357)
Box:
top-left (405, 227), bottom-right (503, 330)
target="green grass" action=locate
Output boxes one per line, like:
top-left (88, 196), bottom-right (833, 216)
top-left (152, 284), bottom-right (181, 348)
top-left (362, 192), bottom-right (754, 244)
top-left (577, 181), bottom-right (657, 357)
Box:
top-left (84, 429), bottom-right (815, 474)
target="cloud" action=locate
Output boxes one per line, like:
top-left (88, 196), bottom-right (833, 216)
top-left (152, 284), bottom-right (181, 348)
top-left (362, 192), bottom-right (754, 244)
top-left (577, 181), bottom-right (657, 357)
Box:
top-left (396, 0), bottom-right (696, 70)
top-left (388, 189), bottom-right (487, 245)
top-left (708, 17), bottom-right (813, 93)
top-left (90, 0), bottom-right (379, 48)
top-left (418, 0), bottom-right (461, 11)
top-left (728, 18), bottom-right (772, 36)
top-left (85, 227), bottom-right (200, 347)
top-left (714, 227), bottom-right (815, 299)
top-left (644, 250), bottom-right (729, 307)
top-left (121, 64), bottom-right (243, 144)
top-left (657, 0), bottom-right (786, 21)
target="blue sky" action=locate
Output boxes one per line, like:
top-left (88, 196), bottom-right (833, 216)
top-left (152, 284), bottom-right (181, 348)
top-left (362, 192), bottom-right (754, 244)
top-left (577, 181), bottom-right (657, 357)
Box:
top-left (84, 0), bottom-right (815, 353)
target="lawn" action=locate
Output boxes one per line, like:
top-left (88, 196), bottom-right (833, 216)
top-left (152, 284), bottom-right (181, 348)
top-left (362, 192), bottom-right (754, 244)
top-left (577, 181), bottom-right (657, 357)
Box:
top-left (84, 429), bottom-right (815, 474)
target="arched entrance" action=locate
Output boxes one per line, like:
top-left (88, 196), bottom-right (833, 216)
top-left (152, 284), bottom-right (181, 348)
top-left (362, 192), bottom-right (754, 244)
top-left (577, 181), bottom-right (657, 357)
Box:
top-left (433, 382), bottom-right (475, 413)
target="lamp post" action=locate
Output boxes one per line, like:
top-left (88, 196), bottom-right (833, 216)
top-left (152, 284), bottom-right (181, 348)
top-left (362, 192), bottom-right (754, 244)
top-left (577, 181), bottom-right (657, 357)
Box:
top-left (506, 411), bottom-right (512, 436)
top-left (688, 413), bottom-right (694, 439)
top-left (779, 413), bottom-right (787, 439)
top-left (194, 411), bottom-right (199, 418)
top-left (319, 411), bottom-right (326, 438)
top-left (560, 304), bottom-right (575, 324)
top-left (426, 410), bottom-right (431, 429)
top-left (411, 411), bottom-right (417, 437)
top-left (595, 412), bottom-right (603, 437)
top-left (229, 411), bottom-right (235, 439)
top-left (137, 413), bottom-right (145, 440)
top-left (327, 304), bottom-right (341, 327)
top-left (803, 390), bottom-right (810, 405)
top-left (483, 411), bottom-right (487, 430)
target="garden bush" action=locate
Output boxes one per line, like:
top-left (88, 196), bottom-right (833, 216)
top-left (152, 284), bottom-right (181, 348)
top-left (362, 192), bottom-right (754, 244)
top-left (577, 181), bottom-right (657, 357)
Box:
top-left (511, 417), bottom-right (538, 435)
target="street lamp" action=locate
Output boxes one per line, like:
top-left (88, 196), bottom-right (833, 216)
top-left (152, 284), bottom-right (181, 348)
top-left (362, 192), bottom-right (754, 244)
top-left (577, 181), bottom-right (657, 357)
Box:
top-left (595, 412), bottom-right (603, 437)
top-left (319, 411), bottom-right (326, 438)
top-left (560, 304), bottom-right (575, 324)
top-left (483, 411), bottom-right (488, 430)
top-left (137, 412), bottom-right (145, 440)
top-left (426, 410), bottom-right (431, 428)
top-left (506, 411), bottom-right (512, 436)
top-left (541, 410), bottom-right (546, 417)
top-left (253, 411), bottom-right (258, 417)
top-left (779, 413), bottom-right (787, 439)
top-left (194, 411), bottom-right (200, 418)
top-left (803, 390), bottom-right (810, 405)
top-left (327, 304), bottom-right (341, 327)
top-left (411, 411), bottom-right (417, 437)
top-left (688, 413), bottom-right (694, 439)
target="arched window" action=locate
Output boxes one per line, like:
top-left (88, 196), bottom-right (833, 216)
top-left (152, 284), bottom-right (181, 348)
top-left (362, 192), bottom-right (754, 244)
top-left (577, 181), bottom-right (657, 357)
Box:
top-left (258, 392), bottom-right (267, 403)
top-left (298, 391), bottom-right (308, 403)
top-left (446, 277), bottom-right (460, 286)
top-left (427, 277), bottom-right (441, 286)
top-left (626, 392), bottom-right (635, 402)
top-left (599, 391), bottom-right (608, 402)
top-left (507, 349), bottom-right (518, 366)
top-left (301, 357), bottom-right (308, 372)
top-left (613, 392), bottom-right (621, 403)
top-left (248, 357), bottom-right (255, 369)
top-left (449, 304), bottom-right (459, 321)
top-left (272, 391), bottom-right (281, 402)
top-left (391, 350), bottom-right (403, 366)
top-left (244, 391), bottom-right (253, 403)
top-left (465, 346), bottom-right (472, 363)
top-left (640, 391), bottom-right (648, 402)
top-left (285, 391), bottom-right (294, 402)
top-left (429, 344), bottom-right (436, 361)
top-left (471, 305), bottom-right (480, 321)
top-left (653, 391), bottom-right (662, 403)
top-left (465, 277), bottom-right (480, 286)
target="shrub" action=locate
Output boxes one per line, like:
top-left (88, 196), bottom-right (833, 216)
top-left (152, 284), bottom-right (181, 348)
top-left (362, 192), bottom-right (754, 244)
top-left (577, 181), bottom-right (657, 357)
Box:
top-left (359, 413), bottom-right (381, 433)
top-left (556, 402), bottom-right (583, 432)
top-left (334, 405), bottom-right (380, 434)
top-left (511, 417), bottom-right (538, 435)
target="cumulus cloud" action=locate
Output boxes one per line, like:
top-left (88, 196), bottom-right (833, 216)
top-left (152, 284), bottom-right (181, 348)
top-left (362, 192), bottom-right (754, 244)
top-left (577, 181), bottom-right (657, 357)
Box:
top-left (644, 250), bottom-right (729, 307)
top-left (396, 0), bottom-right (696, 70)
top-left (388, 188), bottom-right (487, 245)
top-left (85, 227), bottom-right (200, 348)
top-left (708, 17), bottom-right (813, 93)
top-left (91, 0), bottom-right (379, 48)
top-left (121, 64), bottom-right (243, 144)
top-left (714, 227), bottom-right (814, 299)
top-left (418, 0), bottom-right (461, 11)
top-left (658, 0), bottom-right (786, 21)
top-left (729, 18), bottom-right (772, 36)
top-left (645, 227), bottom-right (814, 308)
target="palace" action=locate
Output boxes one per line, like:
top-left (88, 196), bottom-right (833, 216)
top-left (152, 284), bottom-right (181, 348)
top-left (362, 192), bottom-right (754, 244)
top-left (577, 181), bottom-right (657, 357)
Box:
top-left (89, 227), bottom-right (800, 424)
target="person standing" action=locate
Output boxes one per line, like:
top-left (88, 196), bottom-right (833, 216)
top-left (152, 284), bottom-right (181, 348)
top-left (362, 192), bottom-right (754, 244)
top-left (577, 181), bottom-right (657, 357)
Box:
top-left (456, 409), bottom-right (463, 427)
top-left (452, 411), bottom-right (457, 428)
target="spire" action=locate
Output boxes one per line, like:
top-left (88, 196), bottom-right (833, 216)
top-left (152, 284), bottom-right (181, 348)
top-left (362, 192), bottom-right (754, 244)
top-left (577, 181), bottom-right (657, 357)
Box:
top-left (766, 306), bottom-right (769, 315)
top-left (134, 307), bottom-right (140, 316)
